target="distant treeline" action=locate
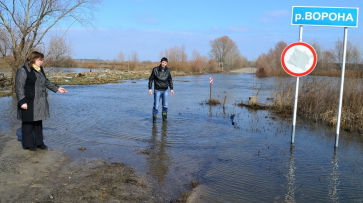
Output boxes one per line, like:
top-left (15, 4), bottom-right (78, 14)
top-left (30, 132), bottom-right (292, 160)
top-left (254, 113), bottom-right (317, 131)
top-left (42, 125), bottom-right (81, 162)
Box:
top-left (256, 39), bottom-right (363, 77)
top-left (52, 58), bottom-right (247, 74)
top-left (40, 37), bottom-right (250, 74)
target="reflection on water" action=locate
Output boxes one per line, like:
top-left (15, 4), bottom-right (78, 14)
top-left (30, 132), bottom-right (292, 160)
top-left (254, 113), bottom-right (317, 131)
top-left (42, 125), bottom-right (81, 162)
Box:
top-left (328, 149), bottom-right (340, 203)
top-left (285, 146), bottom-right (296, 203)
top-left (148, 122), bottom-right (170, 186)
top-left (1, 73), bottom-right (363, 202)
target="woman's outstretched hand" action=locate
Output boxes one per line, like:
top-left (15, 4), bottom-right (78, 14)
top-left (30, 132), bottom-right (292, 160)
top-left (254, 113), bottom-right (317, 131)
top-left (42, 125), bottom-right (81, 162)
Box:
top-left (58, 87), bottom-right (68, 93)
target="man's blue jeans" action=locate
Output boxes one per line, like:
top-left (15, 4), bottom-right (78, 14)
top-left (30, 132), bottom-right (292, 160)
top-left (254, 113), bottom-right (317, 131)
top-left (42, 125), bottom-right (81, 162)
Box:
top-left (153, 90), bottom-right (168, 115)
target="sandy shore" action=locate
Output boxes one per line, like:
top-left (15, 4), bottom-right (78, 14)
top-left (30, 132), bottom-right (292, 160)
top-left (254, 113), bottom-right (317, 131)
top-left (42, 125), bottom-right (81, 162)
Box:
top-left (0, 132), bottom-right (162, 202)
top-left (228, 67), bottom-right (256, 74)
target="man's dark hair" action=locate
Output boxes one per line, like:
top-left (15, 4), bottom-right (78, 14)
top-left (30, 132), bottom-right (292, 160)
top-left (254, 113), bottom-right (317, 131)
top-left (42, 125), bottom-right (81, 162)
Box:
top-left (160, 57), bottom-right (168, 63)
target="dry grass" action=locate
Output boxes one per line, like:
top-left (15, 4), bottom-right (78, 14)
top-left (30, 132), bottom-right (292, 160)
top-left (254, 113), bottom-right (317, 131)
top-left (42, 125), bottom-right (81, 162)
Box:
top-left (206, 98), bottom-right (221, 106)
top-left (0, 91), bottom-right (12, 97)
top-left (311, 69), bottom-right (363, 78)
top-left (272, 77), bottom-right (363, 133)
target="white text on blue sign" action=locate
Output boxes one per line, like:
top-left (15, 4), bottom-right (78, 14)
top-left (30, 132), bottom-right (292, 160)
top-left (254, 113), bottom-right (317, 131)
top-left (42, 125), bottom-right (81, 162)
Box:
top-left (292, 7), bottom-right (358, 27)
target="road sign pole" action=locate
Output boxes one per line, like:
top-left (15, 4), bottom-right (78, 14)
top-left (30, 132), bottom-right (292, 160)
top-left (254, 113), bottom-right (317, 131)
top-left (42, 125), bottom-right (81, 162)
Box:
top-left (291, 25), bottom-right (303, 145)
top-left (299, 25), bottom-right (303, 42)
top-left (335, 27), bottom-right (348, 148)
top-left (210, 83), bottom-right (212, 101)
top-left (210, 77), bottom-right (213, 101)
top-left (292, 77), bottom-right (299, 144)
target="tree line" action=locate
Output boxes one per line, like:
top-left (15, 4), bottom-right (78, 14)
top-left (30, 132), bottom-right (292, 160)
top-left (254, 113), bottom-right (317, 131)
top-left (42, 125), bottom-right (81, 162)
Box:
top-left (115, 36), bottom-right (248, 73)
top-left (256, 40), bottom-right (363, 77)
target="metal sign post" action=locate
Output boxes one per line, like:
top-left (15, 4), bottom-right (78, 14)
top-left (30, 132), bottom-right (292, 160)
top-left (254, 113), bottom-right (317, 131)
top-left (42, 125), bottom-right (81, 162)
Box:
top-left (291, 25), bottom-right (303, 145)
top-left (290, 6), bottom-right (358, 148)
top-left (281, 27), bottom-right (317, 145)
top-left (335, 27), bottom-right (348, 148)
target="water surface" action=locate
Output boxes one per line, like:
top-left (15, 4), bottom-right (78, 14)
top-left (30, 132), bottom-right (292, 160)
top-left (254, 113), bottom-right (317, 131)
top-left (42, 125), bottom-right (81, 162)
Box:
top-left (1, 73), bottom-right (362, 202)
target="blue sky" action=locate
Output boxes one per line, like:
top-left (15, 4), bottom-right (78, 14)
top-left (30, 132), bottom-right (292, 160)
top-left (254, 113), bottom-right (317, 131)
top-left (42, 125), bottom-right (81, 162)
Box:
top-left (63, 0), bottom-right (363, 61)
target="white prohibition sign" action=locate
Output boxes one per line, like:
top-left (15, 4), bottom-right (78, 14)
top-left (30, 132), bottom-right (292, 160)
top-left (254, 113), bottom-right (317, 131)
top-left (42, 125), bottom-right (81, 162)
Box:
top-left (281, 42), bottom-right (317, 77)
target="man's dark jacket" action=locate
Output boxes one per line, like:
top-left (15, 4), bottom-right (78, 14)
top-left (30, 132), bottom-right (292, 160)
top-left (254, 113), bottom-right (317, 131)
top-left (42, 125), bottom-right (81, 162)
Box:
top-left (148, 65), bottom-right (173, 91)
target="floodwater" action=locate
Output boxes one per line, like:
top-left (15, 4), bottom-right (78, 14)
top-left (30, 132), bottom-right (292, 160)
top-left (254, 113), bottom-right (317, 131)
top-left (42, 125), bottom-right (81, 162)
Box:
top-left (49, 67), bottom-right (108, 73)
top-left (1, 73), bottom-right (363, 202)
top-left (51, 67), bottom-right (101, 73)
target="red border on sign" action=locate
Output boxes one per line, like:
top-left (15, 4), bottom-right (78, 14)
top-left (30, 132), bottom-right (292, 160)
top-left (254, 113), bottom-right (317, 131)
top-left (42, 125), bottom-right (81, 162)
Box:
top-left (281, 42), bottom-right (317, 77)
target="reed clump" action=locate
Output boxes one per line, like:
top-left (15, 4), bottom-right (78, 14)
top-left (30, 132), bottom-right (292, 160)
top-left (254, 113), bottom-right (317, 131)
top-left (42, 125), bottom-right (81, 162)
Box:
top-left (206, 98), bottom-right (221, 106)
top-left (272, 77), bottom-right (363, 133)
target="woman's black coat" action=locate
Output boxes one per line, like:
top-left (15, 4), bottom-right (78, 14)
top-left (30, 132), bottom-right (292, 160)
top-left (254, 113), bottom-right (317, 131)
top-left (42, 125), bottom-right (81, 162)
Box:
top-left (15, 62), bottom-right (59, 121)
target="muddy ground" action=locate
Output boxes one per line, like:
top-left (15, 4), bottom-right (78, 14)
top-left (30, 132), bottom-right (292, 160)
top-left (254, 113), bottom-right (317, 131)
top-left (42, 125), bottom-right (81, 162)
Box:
top-left (0, 132), bottom-right (175, 203)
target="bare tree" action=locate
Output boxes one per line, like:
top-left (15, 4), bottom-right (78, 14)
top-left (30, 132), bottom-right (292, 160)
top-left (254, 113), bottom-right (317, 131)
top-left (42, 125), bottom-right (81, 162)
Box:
top-left (255, 41), bottom-right (287, 77)
top-left (127, 51), bottom-right (139, 71)
top-left (350, 45), bottom-right (362, 70)
top-left (209, 36), bottom-right (240, 68)
top-left (268, 41), bottom-right (287, 71)
top-left (0, 0), bottom-right (100, 90)
top-left (190, 49), bottom-right (202, 73)
top-left (256, 53), bottom-right (273, 77)
top-left (117, 50), bottom-right (125, 62)
top-left (321, 50), bottom-right (337, 70)
top-left (47, 35), bottom-right (72, 61)
top-left (162, 44), bottom-right (187, 63)
top-left (335, 39), bottom-right (353, 65)
top-left (309, 41), bottom-right (323, 69)
top-left (131, 51), bottom-right (139, 64)
top-left (191, 48), bottom-right (200, 61)
top-left (0, 28), bottom-right (10, 57)
top-left (234, 55), bottom-right (248, 68)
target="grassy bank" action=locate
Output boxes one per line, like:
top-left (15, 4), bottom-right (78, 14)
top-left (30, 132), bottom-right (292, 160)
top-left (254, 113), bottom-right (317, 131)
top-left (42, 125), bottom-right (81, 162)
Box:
top-left (272, 77), bottom-right (363, 133)
top-left (0, 69), bottom-right (195, 96)
top-left (48, 70), bottom-right (193, 86)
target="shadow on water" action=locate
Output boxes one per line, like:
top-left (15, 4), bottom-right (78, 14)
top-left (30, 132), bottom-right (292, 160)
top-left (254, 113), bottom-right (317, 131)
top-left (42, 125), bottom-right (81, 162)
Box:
top-left (147, 122), bottom-right (170, 186)
top-left (1, 74), bottom-right (363, 202)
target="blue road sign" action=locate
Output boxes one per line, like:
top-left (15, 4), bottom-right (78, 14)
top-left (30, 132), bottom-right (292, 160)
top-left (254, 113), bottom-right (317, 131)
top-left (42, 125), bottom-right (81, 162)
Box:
top-left (292, 6), bottom-right (359, 27)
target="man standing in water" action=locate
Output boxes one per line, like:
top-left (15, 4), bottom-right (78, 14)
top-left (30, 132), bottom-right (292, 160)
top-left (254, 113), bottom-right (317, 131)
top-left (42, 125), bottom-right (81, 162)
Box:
top-left (148, 57), bottom-right (174, 123)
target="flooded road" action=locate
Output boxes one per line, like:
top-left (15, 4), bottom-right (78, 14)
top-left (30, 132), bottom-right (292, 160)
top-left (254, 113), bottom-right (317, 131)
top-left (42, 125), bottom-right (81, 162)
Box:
top-left (1, 73), bottom-right (363, 202)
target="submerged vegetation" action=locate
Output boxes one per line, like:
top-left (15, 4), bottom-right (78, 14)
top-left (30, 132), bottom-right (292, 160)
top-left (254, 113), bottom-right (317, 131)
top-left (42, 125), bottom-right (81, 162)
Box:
top-left (272, 77), bottom-right (363, 133)
top-left (205, 98), bottom-right (222, 106)
top-left (250, 39), bottom-right (363, 133)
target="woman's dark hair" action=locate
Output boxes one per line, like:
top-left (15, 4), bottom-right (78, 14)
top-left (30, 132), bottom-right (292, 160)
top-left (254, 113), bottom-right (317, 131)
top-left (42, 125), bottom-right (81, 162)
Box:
top-left (160, 57), bottom-right (168, 63)
top-left (27, 51), bottom-right (44, 66)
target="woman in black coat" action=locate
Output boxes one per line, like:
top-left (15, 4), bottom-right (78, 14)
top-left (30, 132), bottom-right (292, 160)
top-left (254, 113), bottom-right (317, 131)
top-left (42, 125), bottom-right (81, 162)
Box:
top-left (15, 51), bottom-right (67, 151)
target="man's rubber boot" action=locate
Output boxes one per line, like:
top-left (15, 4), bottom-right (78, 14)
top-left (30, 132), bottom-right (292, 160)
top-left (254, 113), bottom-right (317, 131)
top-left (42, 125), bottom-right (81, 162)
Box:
top-left (162, 113), bottom-right (167, 122)
top-left (153, 114), bottom-right (157, 123)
